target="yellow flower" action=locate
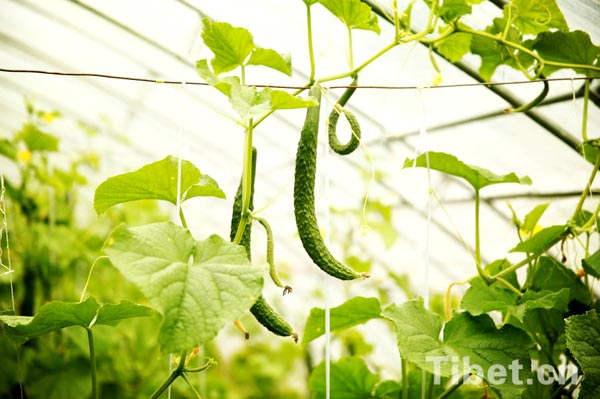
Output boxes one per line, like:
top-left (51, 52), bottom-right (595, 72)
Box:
top-left (17, 149), bottom-right (32, 164)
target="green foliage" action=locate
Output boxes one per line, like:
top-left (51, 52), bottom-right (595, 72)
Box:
top-left (509, 225), bottom-right (570, 253)
top-left (103, 222), bottom-right (267, 353)
top-left (317, 0), bottom-right (380, 33)
top-left (0, 297), bottom-right (153, 344)
top-left (309, 357), bottom-right (379, 399)
top-left (302, 296), bottom-right (381, 345)
top-left (566, 310), bottom-right (600, 397)
top-left (94, 155), bottom-right (225, 215)
top-left (505, 0), bottom-right (568, 35)
top-left (533, 30), bottom-right (600, 76)
top-left (403, 151), bottom-right (532, 191)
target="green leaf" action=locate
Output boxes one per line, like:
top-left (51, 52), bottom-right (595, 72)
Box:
top-left (318, 0), bottom-right (381, 33)
top-left (303, 0), bottom-right (319, 5)
top-left (103, 222), bottom-right (267, 352)
top-left (302, 296), bottom-right (381, 345)
top-left (403, 151), bottom-right (531, 191)
top-left (0, 138), bottom-right (17, 160)
top-left (533, 30), bottom-right (600, 76)
top-left (461, 277), bottom-right (517, 316)
top-left (309, 357), bottom-right (379, 399)
top-left (94, 155), bottom-right (225, 215)
top-left (267, 88), bottom-right (319, 110)
top-left (583, 249), bottom-right (600, 279)
top-left (195, 59), bottom-right (239, 96)
top-left (17, 123), bottom-right (59, 152)
top-left (505, 0), bottom-right (568, 35)
top-left (509, 224), bottom-right (569, 253)
top-left (229, 82), bottom-right (272, 120)
top-left (529, 256), bottom-right (592, 306)
top-left (437, 32), bottom-right (472, 63)
top-left (438, 0), bottom-right (472, 22)
top-left (382, 300), bottom-right (532, 397)
top-left (0, 297), bottom-right (153, 344)
top-left (521, 203), bottom-right (550, 235)
top-left (566, 310), bottom-right (600, 397)
top-left (247, 48), bottom-right (292, 76)
top-left (201, 18), bottom-right (254, 74)
top-left (373, 380), bottom-right (401, 399)
top-left (470, 18), bottom-right (524, 81)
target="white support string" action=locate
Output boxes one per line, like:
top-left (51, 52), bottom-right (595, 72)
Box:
top-left (321, 85), bottom-right (332, 399)
top-left (0, 173), bottom-right (16, 313)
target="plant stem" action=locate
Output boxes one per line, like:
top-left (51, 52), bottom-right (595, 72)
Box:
top-left (435, 375), bottom-right (469, 399)
top-left (347, 27), bottom-right (354, 70)
top-left (319, 41), bottom-right (397, 83)
top-left (474, 190), bottom-right (491, 282)
top-left (570, 154), bottom-right (600, 223)
top-left (306, 4), bottom-right (316, 83)
top-left (149, 351), bottom-right (187, 399)
top-left (179, 208), bottom-right (188, 229)
top-left (582, 78), bottom-right (590, 141)
top-left (181, 373), bottom-right (203, 399)
top-left (233, 122), bottom-right (254, 244)
top-left (401, 358), bottom-right (408, 399)
top-left (86, 328), bottom-right (98, 399)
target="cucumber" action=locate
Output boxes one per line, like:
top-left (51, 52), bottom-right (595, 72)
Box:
top-left (294, 86), bottom-right (366, 281)
top-left (328, 77), bottom-right (361, 155)
top-left (229, 147), bottom-right (297, 340)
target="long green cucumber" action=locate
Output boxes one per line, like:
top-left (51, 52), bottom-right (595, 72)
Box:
top-left (229, 147), bottom-right (296, 340)
top-left (327, 77), bottom-right (361, 155)
top-left (294, 86), bottom-right (366, 281)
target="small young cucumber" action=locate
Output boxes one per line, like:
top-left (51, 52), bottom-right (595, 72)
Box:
top-left (294, 86), bottom-right (366, 281)
top-left (229, 148), bottom-right (297, 340)
top-left (250, 296), bottom-right (298, 342)
top-left (328, 77), bottom-right (361, 155)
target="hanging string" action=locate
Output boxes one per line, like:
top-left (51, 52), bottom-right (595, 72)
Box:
top-left (320, 84), bottom-right (332, 399)
top-left (0, 174), bottom-right (16, 313)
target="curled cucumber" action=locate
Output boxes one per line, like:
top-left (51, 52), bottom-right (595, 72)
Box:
top-left (327, 77), bottom-right (361, 155)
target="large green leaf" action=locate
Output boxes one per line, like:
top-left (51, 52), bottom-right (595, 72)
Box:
top-left (505, 0), bottom-right (568, 35)
top-left (509, 225), bottom-right (569, 253)
top-left (302, 297), bottom-right (381, 345)
top-left (521, 203), bottom-right (550, 235)
top-left (201, 18), bottom-right (254, 74)
top-left (318, 0), bottom-right (380, 33)
top-left (470, 18), bottom-right (527, 81)
top-left (403, 151), bottom-right (531, 190)
top-left (382, 300), bottom-right (532, 397)
top-left (533, 30), bottom-right (600, 76)
top-left (0, 297), bottom-right (153, 344)
top-left (566, 310), bottom-right (600, 397)
top-left (437, 32), bottom-right (472, 63)
top-left (94, 156), bottom-right (225, 215)
top-left (247, 48), bottom-right (292, 76)
top-left (528, 256), bottom-right (591, 306)
top-left (103, 222), bottom-right (267, 352)
top-left (309, 357), bottom-right (379, 399)
top-left (0, 138), bottom-right (17, 160)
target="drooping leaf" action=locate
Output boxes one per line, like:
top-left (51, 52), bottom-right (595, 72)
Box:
top-left (103, 222), bottom-right (267, 353)
top-left (0, 297), bottom-right (153, 344)
top-left (195, 59), bottom-right (240, 96)
top-left (247, 48), bottom-right (292, 76)
top-left (403, 151), bottom-right (531, 191)
top-left (509, 225), bottom-right (569, 253)
top-left (437, 32), bottom-right (472, 63)
top-left (565, 310), bottom-right (600, 397)
top-left (229, 82), bottom-right (272, 121)
top-left (302, 296), bottom-right (381, 345)
top-left (267, 88), bottom-right (319, 110)
top-left (94, 156), bottom-right (225, 215)
top-left (505, 0), bottom-right (568, 35)
top-left (17, 123), bottom-right (59, 152)
top-left (201, 18), bottom-right (254, 75)
top-left (382, 300), bottom-right (532, 397)
top-left (309, 357), bottom-right (379, 399)
top-left (583, 249), bottom-right (600, 279)
top-left (533, 30), bottom-right (600, 76)
top-left (318, 0), bottom-right (381, 33)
